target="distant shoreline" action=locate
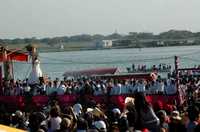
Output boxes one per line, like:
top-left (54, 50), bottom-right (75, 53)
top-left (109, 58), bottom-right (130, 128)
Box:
top-left (37, 44), bottom-right (200, 53)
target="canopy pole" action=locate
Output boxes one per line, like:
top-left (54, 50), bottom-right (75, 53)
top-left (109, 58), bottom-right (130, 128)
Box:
top-left (174, 56), bottom-right (179, 89)
top-left (1, 46), bottom-right (13, 80)
top-left (0, 66), bottom-right (2, 95)
top-left (174, 56), bottom-right (181, 105)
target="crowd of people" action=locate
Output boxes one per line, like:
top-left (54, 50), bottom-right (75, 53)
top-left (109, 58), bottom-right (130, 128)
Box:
top-left (1, 73), bottom-right (200, 103)
top-left (0, 70), bottom-right (200, 131)
top-left (0, 92), bottom-right (199, 132)
top-left (127, 64), bottom-right (172, 72)
top-left (0, 76), bottom-right (178, 96)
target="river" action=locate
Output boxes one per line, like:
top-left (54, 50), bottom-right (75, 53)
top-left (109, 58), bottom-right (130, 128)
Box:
top-left (13, 45), bottom-right (200, 80)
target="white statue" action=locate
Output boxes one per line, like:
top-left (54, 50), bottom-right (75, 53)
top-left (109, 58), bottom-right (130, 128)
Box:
top-left (28, 57), bottom-right (43, 84)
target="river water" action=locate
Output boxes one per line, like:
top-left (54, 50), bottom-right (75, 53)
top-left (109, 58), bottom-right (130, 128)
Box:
top-left (14, 45), bottom-right (200, 80)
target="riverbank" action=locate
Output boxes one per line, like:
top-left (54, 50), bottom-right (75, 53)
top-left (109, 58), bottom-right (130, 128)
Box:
top-left (38, 43), bottom-right (200, 53)
top-left (3, 41), bottom-right (200, 53)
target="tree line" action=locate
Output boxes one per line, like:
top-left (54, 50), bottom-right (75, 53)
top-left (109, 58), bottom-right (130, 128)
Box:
top-left (1, 30), bottom-right (200, 45)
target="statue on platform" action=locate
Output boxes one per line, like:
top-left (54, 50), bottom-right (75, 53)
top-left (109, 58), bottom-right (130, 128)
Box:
top-left (26, 44), bottom-right (43, 84)
top-left (28, 57), bottom-right (43, 84)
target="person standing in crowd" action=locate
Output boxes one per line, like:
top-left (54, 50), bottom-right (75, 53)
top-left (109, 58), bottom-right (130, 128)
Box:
top-left (157, 110), bottom-right (169, 132)
top-left (169, 110), bottom-right (186, 132)
top-left (57, 81), bottom-right (66, 95)
top-left (48, 106), bottom-right (62, 132)
top-left (46, 81), bottom-right (53, 95)
top-left (132, 63), bottom-right (135, 71)
top-left (121, 80), bottom-right (129, 94)
top-left (115, 81), bottom-right (122, 95)
top-left (149, 81), bottom-right (157, 94)
top-left (15, 80), bottom-right (22, 95)
top-left (110, 80), bottom-right (121, 95)
top-left (134, 92), bottom-right (160, 131)
top-left (186, 105), bottom-right (200, 132)
top-left (157, 80), bottom-right (165, 94)
top-left (165, 79), bottom-right (177, 95)
top-left (129, 79), bottom-right (136, 93)
top-left (82, 80), bottom-right (93, 95)
top-left (137, 80), bottom-right (146, 93)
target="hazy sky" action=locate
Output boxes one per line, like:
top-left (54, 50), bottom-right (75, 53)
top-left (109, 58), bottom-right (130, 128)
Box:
top-left (0, 0), bottom-right (199, 38)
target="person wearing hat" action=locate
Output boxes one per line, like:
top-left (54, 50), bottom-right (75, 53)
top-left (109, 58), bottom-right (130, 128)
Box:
top-left (169, 111), bottom-right (186, 132)
top-left (171, 111), bottom-right (182, 121)
top-left (93, 120), bottom-right (107, 132)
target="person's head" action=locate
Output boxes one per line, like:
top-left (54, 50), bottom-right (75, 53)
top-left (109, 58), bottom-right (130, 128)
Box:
top-left (15, 110), bottom-right (23, 118)
top-left (93, 120), bottom-right (107, 132)
top-left (37, 129), bottom-right (45, 132)
top-left (60, 118), bottom-right (71, 130)
top-left (112, 108), bottom-right (121, 119)
top-left (157, 110), bottom-right (167, 124)
top-left (73, 103), bottom-right (83, 117)
top-left (29, 112), bottom-right (46, 132)
top-left (77, 117), bottom-right (88, 131)
top-left (50, 106), bottom-right (60, 117)
top-left (60, 81), bottom-right (64, 85)
top-left (34, 56), bottom-right (38, 60)
top-left (170, 111), bottom-right (182, 124)
top-left (50, 100), bottom-right (59, 107)
top-left (39, 77), bottom-right (44, 84)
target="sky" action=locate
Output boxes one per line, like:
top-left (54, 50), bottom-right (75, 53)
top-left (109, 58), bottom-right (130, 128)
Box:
top-left (0, 0), bottom-right (200, 39)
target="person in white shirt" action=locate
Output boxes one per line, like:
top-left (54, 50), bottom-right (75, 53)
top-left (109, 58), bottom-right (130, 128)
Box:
top-left (110, 82), bottom-right (122, 95)
top-left (165, 79), bottom-right (177, 95)
top-left (93, 84), bottom-right (102, 95)
top-left (100, 83), bottom-right (107, 95)
top-left (157, 80), bottom-right (164, 94)
top-left (149, 81), bottom-right (157, 94)
top-left (137, 80), bottom-right (145, 92)
top-left (57, 81), bottom-right (66, 95)
top-left (121, 80), bottom-right (129, 94)
top-left (46, 81), bottom-right (54, 95)
top-left (116, 83), bottom-right (122, 95)
top-left (128, 80), bottom-right (137, 93)
top-left (49, 106), bottom-right (62, 132)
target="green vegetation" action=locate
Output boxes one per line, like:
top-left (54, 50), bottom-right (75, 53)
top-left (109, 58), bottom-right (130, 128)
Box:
top-left (1, 29), bottom-right (200, 51)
